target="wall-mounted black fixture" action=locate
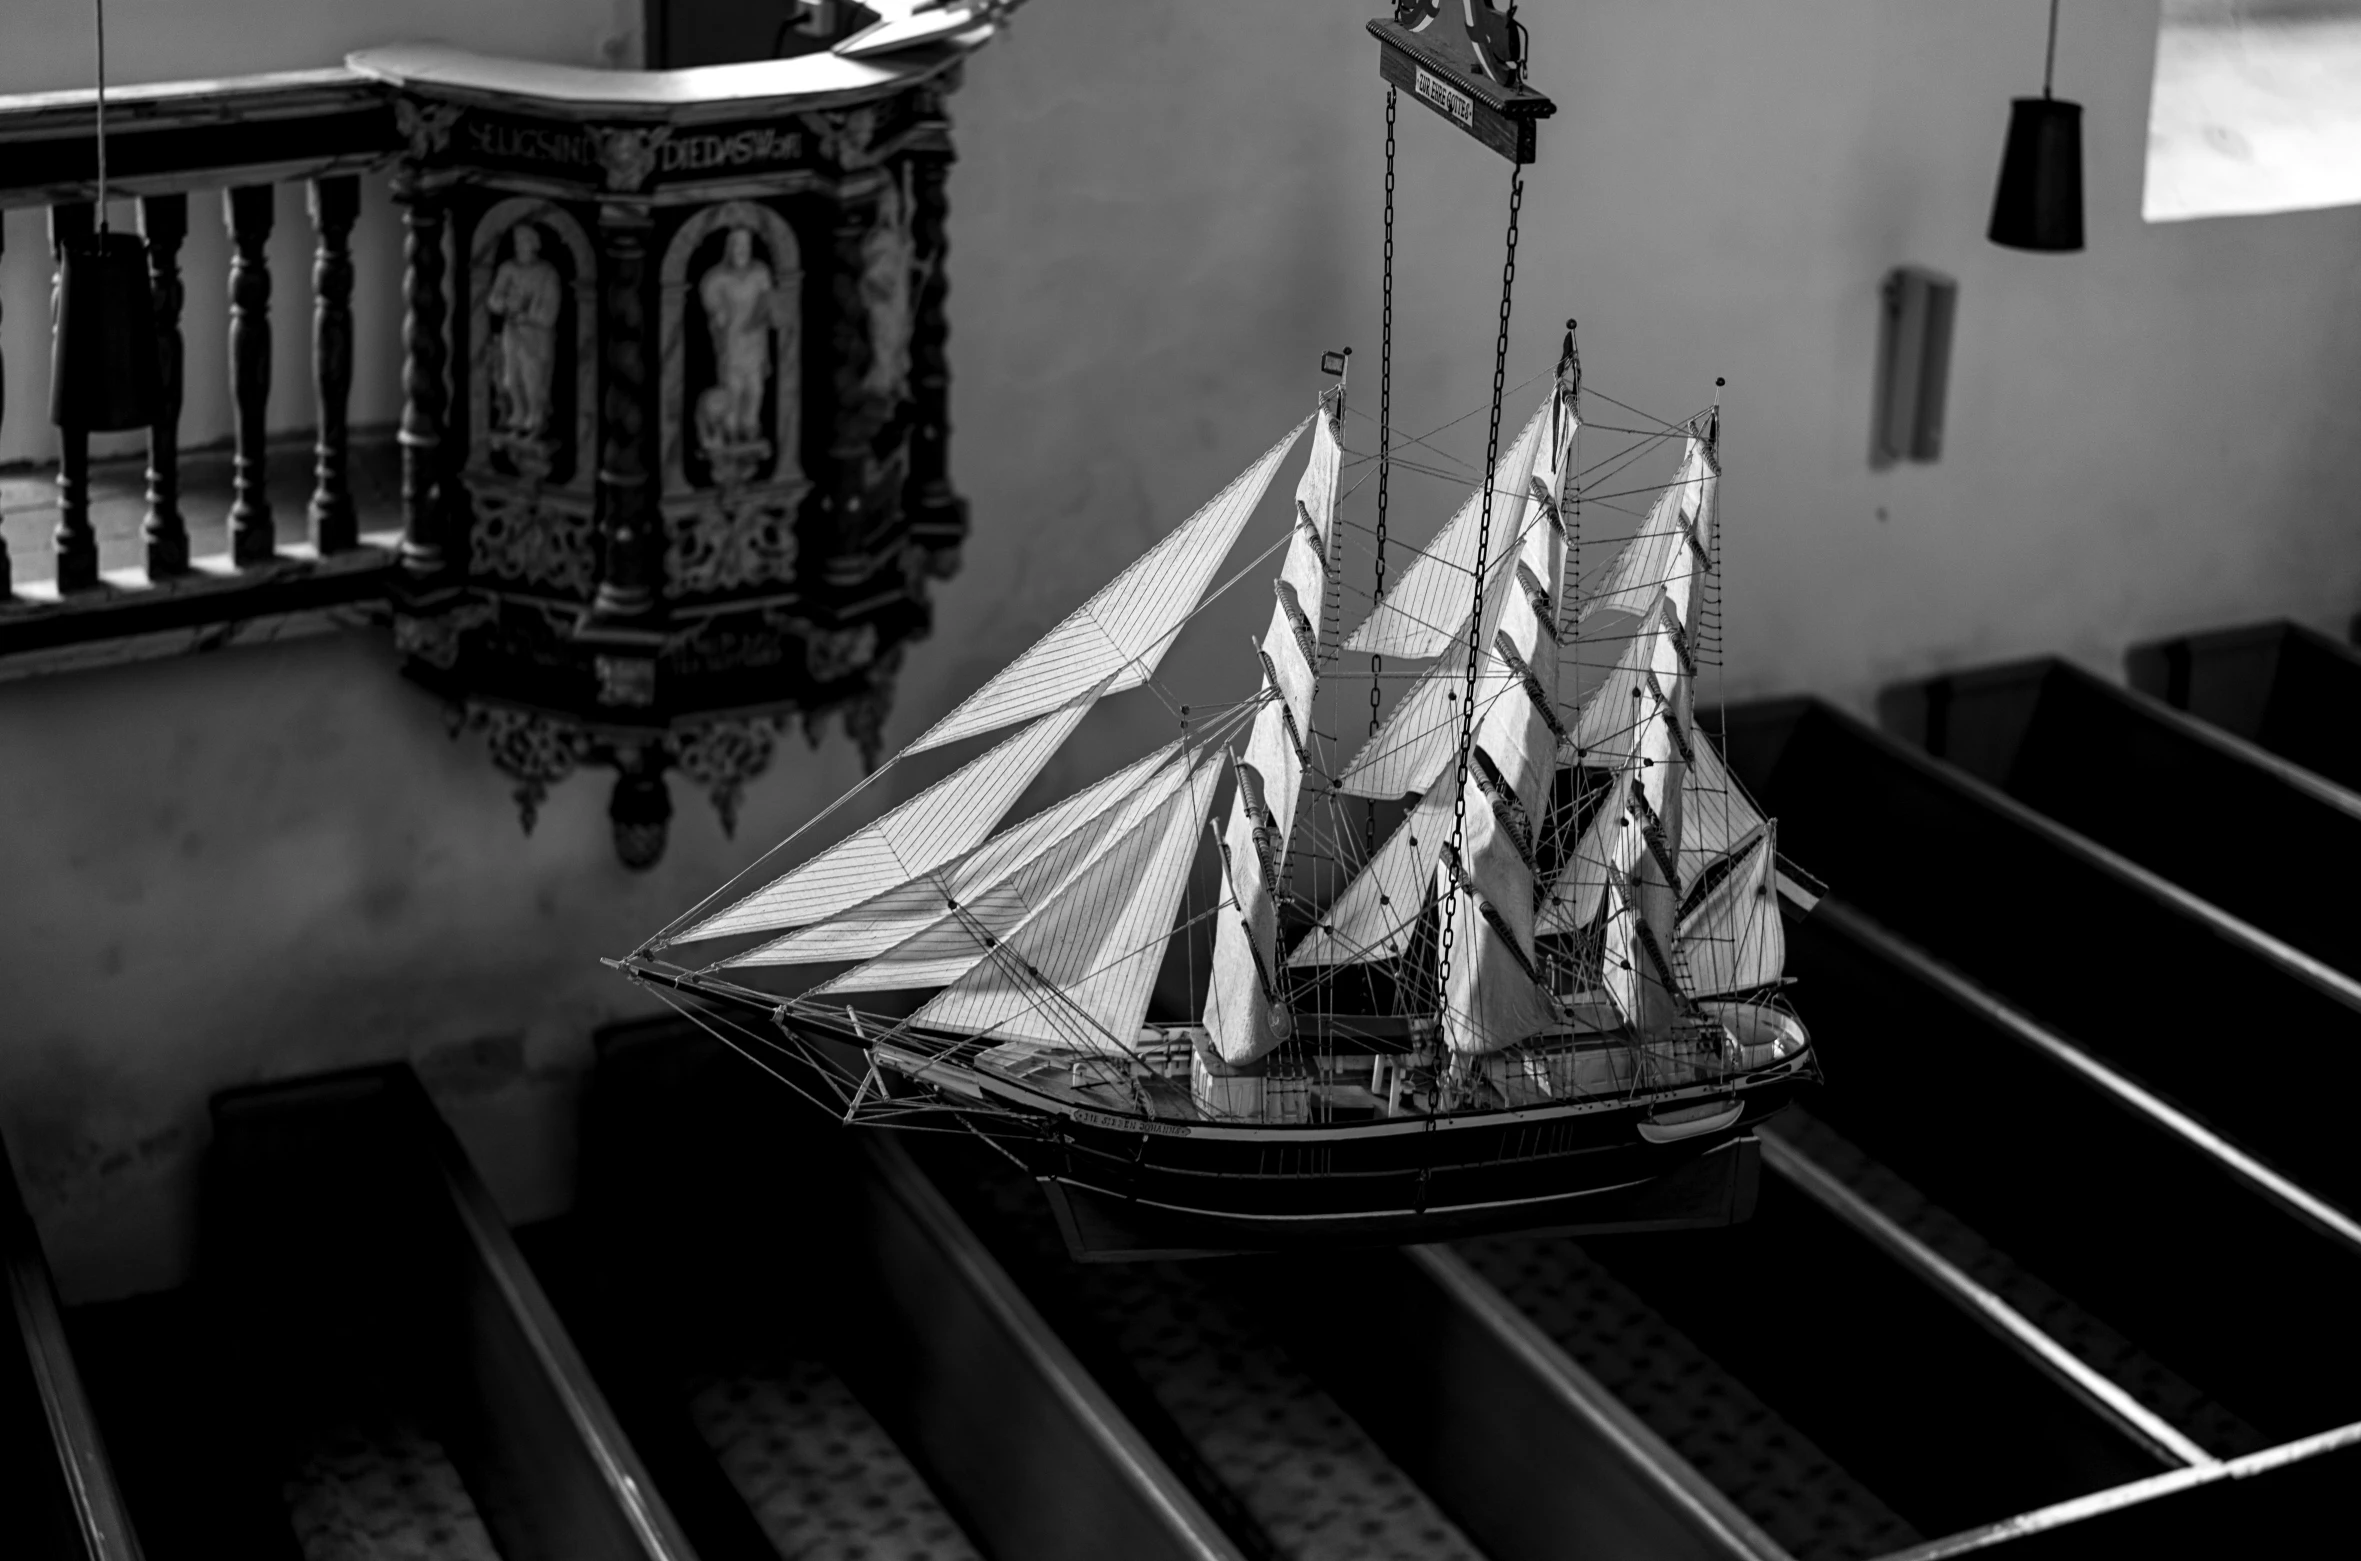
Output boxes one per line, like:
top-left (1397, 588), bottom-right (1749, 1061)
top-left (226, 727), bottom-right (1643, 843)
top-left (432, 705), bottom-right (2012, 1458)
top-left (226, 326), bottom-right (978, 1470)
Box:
top-left (1988, 0), bottom-right (2084, 252)
top-left (1872, 265), bottom-right (1957, 467)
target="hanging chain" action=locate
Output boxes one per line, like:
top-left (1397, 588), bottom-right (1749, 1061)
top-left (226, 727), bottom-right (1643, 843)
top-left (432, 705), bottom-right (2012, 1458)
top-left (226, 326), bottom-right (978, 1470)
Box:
top-left (1434, 166), bottom-right (1524, 1027)
top-left (1367, 86), bottom-right (1398, 857)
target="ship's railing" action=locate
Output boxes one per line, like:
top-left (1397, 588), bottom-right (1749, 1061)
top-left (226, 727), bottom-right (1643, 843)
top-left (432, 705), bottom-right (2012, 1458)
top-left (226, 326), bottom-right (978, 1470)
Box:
top-left (0, 67), bottom-right (409, 679)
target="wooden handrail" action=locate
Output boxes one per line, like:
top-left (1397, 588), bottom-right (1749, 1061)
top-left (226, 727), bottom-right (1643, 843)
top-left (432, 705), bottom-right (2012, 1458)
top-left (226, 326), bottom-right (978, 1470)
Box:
top-left (347, 40), bottom-right (980, 121)
top-left (0, 68), bottom-right (395, 209)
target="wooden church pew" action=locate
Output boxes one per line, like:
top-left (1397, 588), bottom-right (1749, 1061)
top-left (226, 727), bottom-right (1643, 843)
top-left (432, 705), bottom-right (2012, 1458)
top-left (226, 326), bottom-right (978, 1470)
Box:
top-left (2128, 620), bottom-right (2361, 794)
top-left (1784, 900), bottom-right (2361, 1448)
top-left (1880, 655), bottom-right (2361, 980)
top-left (206, 1064), bottom-right (700, 1561)
top-left (578, 1016), bottom-right (1250, 1561)
top-left (2, 1128), bottom-right (142, 1561)
top-left (1717, 698), bottom-right (2361, 1221)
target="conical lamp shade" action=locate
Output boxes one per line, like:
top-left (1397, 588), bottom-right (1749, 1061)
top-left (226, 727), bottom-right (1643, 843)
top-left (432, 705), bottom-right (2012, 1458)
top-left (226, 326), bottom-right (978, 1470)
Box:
top-left (1988, 96), bottom-right (2084, 252)
top-left (50, 230), bottom-right (160, 432)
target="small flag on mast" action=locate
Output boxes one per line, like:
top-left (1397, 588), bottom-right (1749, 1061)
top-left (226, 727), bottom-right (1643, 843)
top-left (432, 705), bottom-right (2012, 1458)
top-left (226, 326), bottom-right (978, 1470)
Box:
top-left (1320, 348), bottom-right (1350, 378)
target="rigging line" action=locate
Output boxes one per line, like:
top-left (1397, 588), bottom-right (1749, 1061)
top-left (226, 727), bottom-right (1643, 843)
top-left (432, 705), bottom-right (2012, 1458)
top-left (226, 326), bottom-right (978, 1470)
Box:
top-left (1579, 382), bottom-right (1693, 436)
top-left (654, 410), bottom-right (1322, 952)
top-left (939, 886), bottom-right (1237, 1077)
top-left (660, 519), bottom-right (1295, 953)
top-left (1567, 430), bottom-right (1684, 487)
top-left (1340, 364), bottom-right (1552, 473)
top-left (701, 704), bottom-right (1258, 980)
top-left (1337, 450), bottom-right (1539, 491)
top-left (644, 984), bottom-right (852, 1120)
top-left (1583, 476), bottom-right (1716, 507)
top-left (641, 751), bottom-right (908, 953)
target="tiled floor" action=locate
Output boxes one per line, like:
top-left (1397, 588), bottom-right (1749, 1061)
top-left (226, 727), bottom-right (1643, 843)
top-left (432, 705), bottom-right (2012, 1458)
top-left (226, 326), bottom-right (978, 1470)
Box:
top-left (688, 1360), bottom-right (981, 1561)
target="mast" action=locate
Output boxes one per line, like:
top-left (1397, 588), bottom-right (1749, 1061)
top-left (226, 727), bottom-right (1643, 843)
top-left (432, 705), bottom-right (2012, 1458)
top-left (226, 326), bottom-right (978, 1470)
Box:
top-left (1204, 386), bottom-right (1347, 1067)
top-left (1537, 413), bottom-right (1724, 1041)
top-left (1435, 340), bottom-right (1576, 1053)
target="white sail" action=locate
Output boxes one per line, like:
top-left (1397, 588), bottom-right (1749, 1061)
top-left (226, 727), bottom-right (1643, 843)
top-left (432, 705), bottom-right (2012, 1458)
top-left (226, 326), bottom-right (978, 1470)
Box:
top-left (909, 752), bottom-right (1223, 1052)
top-left (1538, 762), bottom-right (1631, 938)
top-left (1676, 824), bottom-right (1783, 999)
top-left (1204, 391), bottom-right (1345, 1066)
top-left (675, 687), bottom-right (1106, 944)
top-left (807, 748), bottom-right (1198, 996)
top-left (1599, 874), bottom-right (1640, 1025)
top-left (1677, 731), bottom-right (1766, 887)
top-left (1438, 398), bottom-right (1569, 1056)
top-left (1335, 636), bottom-right (1473, 799)
top-left (1343, 401), bottom-right (1549, 659)
top-left (905, 419), bottom-right (1308, 756)
top-left (1287, 783), bottom-right (1457, 967)
top-left (1573, 435), bottom-right (1710, 632)
top-left (1541, 727), bottom-right (1762, 940)
top-left (727, 742), bottom-right (1181, 967)
top-left (1336, 531), bottom-right (1530, 799)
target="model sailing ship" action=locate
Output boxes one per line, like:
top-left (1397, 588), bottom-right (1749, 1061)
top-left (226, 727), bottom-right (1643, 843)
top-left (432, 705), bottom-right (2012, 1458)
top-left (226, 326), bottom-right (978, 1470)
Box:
top-left (613, 3), bottom-right (1821, 1258)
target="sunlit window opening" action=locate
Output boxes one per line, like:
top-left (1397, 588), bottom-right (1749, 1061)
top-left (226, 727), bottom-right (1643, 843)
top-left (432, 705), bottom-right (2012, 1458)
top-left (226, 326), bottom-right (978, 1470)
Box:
top-left (2145, 0), bottom-right (2361, 221)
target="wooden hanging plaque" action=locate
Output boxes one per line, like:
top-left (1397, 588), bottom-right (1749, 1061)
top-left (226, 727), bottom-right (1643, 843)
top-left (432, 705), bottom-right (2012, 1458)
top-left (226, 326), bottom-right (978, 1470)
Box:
top-left (1368, 19), bottom-right (1555, 165)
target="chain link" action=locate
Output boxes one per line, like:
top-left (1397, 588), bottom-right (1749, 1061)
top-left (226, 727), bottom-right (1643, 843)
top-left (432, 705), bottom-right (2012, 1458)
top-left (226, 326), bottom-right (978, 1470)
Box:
top-left (1434, 166), bottom-right (1524, 1024)
top-left (1367, 87), bottom-right (1398, 857)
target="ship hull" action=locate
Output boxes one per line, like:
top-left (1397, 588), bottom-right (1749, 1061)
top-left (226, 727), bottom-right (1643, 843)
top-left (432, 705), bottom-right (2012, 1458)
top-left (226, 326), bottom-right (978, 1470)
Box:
top-left (779, 1008), bottom-right (1815, 1261)
top-left (1037, 1131), bottom-right (1763, 1260)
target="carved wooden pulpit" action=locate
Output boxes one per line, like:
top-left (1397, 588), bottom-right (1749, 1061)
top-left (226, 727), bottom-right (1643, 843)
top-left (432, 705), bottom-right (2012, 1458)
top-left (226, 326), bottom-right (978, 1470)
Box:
top-left (358, 44), bottom-right (971, 864)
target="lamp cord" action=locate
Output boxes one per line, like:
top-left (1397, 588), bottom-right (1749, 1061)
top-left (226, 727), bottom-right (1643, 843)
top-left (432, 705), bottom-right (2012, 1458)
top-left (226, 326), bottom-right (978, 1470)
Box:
top-left (2042, 0), bottom-right (2059, 99)
top-left (94, 0), bottom-right (109, 228)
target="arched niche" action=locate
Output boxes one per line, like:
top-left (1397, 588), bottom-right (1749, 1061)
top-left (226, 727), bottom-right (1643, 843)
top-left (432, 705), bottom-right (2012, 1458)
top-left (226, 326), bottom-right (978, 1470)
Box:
top-left (467, 197), bottom-right (599, 492)
top-left (659, 198), bottom-right (805, 497)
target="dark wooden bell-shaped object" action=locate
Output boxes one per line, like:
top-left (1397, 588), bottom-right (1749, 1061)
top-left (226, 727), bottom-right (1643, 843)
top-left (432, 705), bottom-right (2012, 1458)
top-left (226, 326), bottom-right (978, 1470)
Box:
top-left (1987, 96), bottom-right (2084, 253)
top-left (50, 229), bottom-right (160, 431)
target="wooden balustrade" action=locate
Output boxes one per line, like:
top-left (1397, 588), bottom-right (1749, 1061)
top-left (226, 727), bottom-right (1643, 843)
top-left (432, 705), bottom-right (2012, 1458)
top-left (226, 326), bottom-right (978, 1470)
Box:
top-left (0, 40), bottom-right (977, 720)
top-left (0, 68), bottom-right (404, 676)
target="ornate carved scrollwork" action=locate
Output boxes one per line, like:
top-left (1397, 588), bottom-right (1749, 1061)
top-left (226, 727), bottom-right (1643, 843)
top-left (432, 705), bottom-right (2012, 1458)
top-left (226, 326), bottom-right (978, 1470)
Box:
top-left (667, 490), bottom-right (800, 596)
top-left (470, 490), bottom-right (598, 595)
top-left (671, 717), bottom-right (785, 837)
top-left (465, 704), bottom-right (592, 833)
top-left (388, 66), bottom-right (965, 866)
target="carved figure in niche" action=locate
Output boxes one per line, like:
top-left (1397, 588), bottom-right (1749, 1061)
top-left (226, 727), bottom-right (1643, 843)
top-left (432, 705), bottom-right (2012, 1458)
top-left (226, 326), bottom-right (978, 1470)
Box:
top-left (488, 225), bottom-right (563, 449)
top-left (861, 177), bottom-right (916, 404)
top-left (697, 226), bottom-right (792, 482)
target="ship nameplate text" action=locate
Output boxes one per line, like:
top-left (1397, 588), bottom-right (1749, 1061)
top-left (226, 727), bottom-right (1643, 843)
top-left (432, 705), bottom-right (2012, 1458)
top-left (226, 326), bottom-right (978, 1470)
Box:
top-left (1413, 66), bottom-right (1475, 129)
top-left (1072, 1109), bottom-right (1191, 1138)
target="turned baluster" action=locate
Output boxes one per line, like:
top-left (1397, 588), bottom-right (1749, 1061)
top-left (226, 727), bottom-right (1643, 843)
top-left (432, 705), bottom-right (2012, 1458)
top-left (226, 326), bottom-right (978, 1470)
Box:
top-left (140, 193), bottom-right (190, 578)
top-left (395, 177), bottom-right (449, 577)
top-left (223, 184), bottom-right (276, 566)
top-left (307, 175), bottom-right (360, 554)
top-left (592, 203), bottom-right (656, 617)
top-left (48, 202), bottom-right (99, 593)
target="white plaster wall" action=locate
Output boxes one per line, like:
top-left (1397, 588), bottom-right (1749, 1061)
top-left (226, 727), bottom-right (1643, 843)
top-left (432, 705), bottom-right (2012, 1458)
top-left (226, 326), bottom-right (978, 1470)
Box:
top-left (926, 0), bottom-right (2361, 739)
top-left (2, 0), bottom-right (2358, 1299)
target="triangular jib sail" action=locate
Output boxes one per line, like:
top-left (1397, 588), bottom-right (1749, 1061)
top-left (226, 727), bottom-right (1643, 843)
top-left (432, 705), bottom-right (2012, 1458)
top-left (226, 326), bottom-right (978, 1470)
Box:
top-left (672, 685), bottom-right (1108, 945)
top-left (905, 420), bottom-right (1310, 756)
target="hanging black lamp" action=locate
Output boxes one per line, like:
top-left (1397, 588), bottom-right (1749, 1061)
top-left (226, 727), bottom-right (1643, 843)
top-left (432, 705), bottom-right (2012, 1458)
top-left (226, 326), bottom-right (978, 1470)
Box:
top-left (50, 0), bottom-right (159, 432)
top-left (1988, 0), bottom-right (2083, 252)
